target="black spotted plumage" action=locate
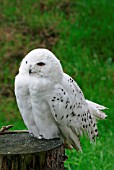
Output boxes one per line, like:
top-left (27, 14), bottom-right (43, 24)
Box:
top-left (49, 73), bottom-right (107, 151)
top-left (15, 48), bottom-right (107, 153)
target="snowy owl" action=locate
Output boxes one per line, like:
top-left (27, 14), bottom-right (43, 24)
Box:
top-left (15, 48), bottom-right (107, 151)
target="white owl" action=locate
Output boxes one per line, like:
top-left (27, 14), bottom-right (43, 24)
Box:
top-left (15, 49), bottom-right (107, 151)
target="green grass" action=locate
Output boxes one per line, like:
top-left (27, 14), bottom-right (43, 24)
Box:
top-left (0, 0), bottom-right (114, 169)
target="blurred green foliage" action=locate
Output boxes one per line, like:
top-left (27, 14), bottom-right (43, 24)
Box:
top-left (0, 0), bottom-right (114, 169)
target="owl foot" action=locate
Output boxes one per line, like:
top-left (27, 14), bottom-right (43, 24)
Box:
top-left (29, 132), bottom-right (42, 139)
top-left (64, 141), bottom-right (73, 150)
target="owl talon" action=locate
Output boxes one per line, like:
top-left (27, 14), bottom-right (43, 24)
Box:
top-left (29, 132), bottom-right (34, 137)
top-left (64, 141), bottom-right (73, 150)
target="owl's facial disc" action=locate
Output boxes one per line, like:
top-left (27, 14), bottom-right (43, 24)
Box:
top-left (19, 49), bottom-right (63, 82)
top-left (29, 62), bottom-right (46, 75)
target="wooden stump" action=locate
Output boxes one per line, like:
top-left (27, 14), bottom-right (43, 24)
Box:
top-left (0, 133), bottom-right (65, 170)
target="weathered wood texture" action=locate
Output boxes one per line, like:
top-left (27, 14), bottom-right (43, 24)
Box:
top-left (0, 133), bottom-right (65, 170)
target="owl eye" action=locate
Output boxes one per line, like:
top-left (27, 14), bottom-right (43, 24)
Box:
top-left (37, 62), bottom-right (45, 66)
top-left (26, 61), bottom-right (28, 64)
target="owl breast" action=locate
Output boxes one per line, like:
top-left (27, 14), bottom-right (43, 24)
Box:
top-left (29, 75), bottom-right (60, 139)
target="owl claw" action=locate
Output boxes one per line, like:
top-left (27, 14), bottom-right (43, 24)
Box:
top-left (29, 132), bottom-right (34, 137)
top-left (38, 135), bottom-right (43, 139)
top-left (30, 134), bottom-right (43, 139)
top-left (64, 141), bottom-right (73, 150)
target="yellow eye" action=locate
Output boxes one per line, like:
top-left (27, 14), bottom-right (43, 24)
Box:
top-left (37, 62), bottom-right (45, 66)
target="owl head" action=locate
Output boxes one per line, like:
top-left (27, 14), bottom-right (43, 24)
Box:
top-left (19, 48), bottom-right (63, 82)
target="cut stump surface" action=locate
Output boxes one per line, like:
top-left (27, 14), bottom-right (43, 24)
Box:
top-left (0, 133), bottom-right (65, 170)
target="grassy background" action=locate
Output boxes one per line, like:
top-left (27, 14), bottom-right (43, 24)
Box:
top-left (0, 0), bottom-right (114, 169)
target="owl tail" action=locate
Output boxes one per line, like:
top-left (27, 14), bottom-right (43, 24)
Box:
top-left (86, 100), bottom-right (107, 120)
top-left (59, 125), bottom-right (82, 152)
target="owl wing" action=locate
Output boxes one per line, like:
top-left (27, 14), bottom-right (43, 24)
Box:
top-left (48, 73), bottom-right (106, 151)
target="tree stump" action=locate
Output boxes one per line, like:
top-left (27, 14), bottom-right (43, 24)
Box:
top-left (0, 133), bottom-right (65, 170)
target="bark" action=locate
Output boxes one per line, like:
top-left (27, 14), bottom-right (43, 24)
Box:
top-left (0, 133), bottom-right (65, 170)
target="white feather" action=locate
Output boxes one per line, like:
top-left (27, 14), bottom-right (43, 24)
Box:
top-left (86, 100), bottom-right (107, 119)
top-left (15, 73), bottom-right (40, 138)
top-left (15, 48), bottom-right (107, 151)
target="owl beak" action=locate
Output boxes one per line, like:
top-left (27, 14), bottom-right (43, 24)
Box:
top-left (29, 68), bottom-right (32, 74)
top-left (29, 66), bottom-right (32, 74)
